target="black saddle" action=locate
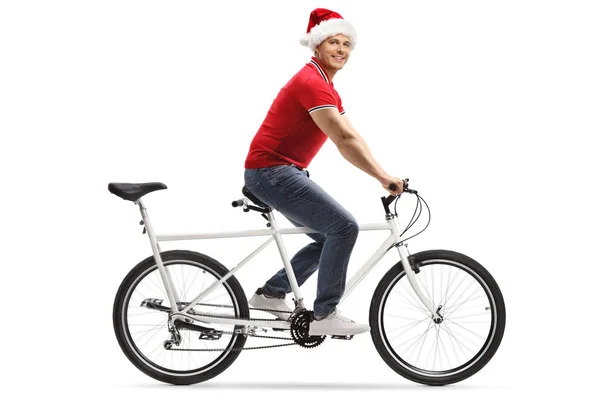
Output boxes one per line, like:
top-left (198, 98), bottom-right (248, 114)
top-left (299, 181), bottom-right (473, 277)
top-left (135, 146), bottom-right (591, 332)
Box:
top-left (242, 186), bottom-right (272, 211)
top-left (108, 182), bottom-right (167, 202)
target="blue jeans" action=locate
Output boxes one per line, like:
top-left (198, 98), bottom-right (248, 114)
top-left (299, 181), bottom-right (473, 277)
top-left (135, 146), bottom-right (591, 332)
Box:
top-left (244, 165), bottom-right (359, 317)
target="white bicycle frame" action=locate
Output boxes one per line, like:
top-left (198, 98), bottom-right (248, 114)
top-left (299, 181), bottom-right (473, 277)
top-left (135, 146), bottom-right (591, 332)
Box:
top-left (135, 198), bottom-right (435, 331)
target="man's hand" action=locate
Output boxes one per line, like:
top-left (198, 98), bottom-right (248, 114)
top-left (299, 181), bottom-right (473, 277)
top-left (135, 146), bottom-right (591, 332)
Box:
top-left (380, 176), bottom-right (404, 196)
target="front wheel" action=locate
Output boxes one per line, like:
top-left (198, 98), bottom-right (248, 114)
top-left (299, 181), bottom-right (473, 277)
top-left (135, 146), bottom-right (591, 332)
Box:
top-left (369, 250), bottom-right (506, 386)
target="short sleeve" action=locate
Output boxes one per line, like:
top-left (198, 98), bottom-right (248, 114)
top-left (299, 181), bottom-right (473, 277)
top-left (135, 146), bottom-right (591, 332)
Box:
top-left (297, 78), bottom-right (341, 114)
top-left (337, 93), bottom-right (345, 115)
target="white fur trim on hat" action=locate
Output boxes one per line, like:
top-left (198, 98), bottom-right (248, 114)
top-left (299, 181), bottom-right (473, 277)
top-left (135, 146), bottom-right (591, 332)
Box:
top-left (299, 18), bottom-right (357, 51)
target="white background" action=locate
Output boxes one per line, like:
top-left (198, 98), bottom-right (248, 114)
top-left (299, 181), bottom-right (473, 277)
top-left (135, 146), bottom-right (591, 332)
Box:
top-left (1, 0), bottom-right (599, 398)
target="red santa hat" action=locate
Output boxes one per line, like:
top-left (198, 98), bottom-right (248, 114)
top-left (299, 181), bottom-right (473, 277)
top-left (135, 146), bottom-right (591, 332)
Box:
top-left (299, 8), bottom-right (357, 51)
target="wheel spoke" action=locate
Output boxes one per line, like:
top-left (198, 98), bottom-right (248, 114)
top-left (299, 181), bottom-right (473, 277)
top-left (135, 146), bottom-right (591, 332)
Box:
top-left (384, 314), bottom-right (426, 321)
top-left (443, 273), bottom-right (469, 310)
top-left (388, 316), bottom-right (431, 341)
top-left (448, 310), bottom-right (491, 320)
top-left (417, 269), bottom-right (435, 310)
top-left (444, 318), bottom-right (487, 342)
top-left (184, 267), bottom-right (202, 302)
top-left (394, 320), bottom-right (434, 352)
top-left (131, 318), bottom-right (168, 349)
top-left (444, 323), bottom-right (464, 365)
top-left (126, 309), bottom-right (167, 317)
top-left (147, 271), bottom-right (168, 301)
top-left (431, 325), bottom-right (441, 370)
top-left (439, 321), bottom-right (472, 363)
top-left (431, 264), bottom-right (436, 311)
top-left (410, 320), bottom-right (434, 364)
top-left (178, 265), bottom-right (186, 302)
top-left (394, 283), bottom-right (431, 316)
top-left (444, 296), bottom-right (487, 316)
top-left (444, 281), bottom-right (479, 315)
top-left (442, 266), bottom-right (456, 308)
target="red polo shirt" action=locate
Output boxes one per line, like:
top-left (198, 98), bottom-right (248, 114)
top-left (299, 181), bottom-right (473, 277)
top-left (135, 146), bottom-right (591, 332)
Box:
top-left (244, 56), bottom-right (345, 169)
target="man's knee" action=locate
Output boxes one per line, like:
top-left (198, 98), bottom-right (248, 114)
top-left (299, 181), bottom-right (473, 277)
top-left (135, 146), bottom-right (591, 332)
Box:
top-left (346, 218), bottom-right (359, 238)
top-left (329, 216), bottom-right (359, 238)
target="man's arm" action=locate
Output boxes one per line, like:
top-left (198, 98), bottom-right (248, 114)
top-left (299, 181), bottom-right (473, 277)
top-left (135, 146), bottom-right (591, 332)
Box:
top-left (310, 108), bottom-right (403, 194)
top-left (340, 114), bottom-right (377, 163)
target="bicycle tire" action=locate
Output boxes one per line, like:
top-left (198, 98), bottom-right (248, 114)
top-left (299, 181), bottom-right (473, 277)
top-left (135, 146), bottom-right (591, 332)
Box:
top-left (113, 250), bottom-right (249, 385)
top-left (369, 249), bottom-right (506, 386)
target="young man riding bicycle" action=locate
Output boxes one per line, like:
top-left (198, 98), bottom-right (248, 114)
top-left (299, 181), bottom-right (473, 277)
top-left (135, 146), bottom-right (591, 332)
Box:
top-left (244, 8), bottom-right (405, 336)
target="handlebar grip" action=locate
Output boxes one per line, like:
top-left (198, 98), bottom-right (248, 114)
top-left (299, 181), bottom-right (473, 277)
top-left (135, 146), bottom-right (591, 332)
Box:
top-left (389, 178), bottom-right (409, 191)
top-left (232, 199), bottom-right (245, 207)
top-left (389, 178), bottom-right (414, 194)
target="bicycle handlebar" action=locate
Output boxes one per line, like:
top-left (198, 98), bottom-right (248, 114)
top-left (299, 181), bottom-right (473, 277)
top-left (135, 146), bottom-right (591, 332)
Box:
top-left (388, 178), bottom-right (417, 197)
top-left (381, 178), bottom-right (416, 214)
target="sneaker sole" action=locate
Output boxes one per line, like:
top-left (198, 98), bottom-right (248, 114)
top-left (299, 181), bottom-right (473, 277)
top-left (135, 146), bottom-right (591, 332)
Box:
top-left (308, 327), bottom-right (370, 336)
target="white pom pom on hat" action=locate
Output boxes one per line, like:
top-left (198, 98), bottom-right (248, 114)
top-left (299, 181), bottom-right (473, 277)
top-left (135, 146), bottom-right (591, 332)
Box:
top-left (299, 8), bottom-right (357, 51)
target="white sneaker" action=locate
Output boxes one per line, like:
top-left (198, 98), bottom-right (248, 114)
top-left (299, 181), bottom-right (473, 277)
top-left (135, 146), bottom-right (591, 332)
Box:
top-left (248, 293), bottom-right (293, 321)
top-left (308, 309), bottom-right (370, 336)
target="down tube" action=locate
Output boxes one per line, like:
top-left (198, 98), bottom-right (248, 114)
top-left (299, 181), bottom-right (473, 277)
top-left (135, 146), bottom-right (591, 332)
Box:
top-left (339, 234), bottom-right (397, 305)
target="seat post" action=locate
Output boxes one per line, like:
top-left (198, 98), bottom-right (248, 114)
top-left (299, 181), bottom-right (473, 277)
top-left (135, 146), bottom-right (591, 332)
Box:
top-left (267, 211), bottom-right (305, 310)
top-left (135, 199), bottom-right (180, 309)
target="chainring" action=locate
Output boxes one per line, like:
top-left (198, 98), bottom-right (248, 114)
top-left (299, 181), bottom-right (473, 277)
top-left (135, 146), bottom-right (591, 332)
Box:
top-left (290, 310), bottom-right (326, 348)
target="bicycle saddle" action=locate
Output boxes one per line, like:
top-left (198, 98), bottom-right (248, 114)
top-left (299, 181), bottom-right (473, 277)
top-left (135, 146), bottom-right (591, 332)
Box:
top-left (242, 186), bottom-right (272, 211)
top-left (108, 182), bottom-right (167, 202)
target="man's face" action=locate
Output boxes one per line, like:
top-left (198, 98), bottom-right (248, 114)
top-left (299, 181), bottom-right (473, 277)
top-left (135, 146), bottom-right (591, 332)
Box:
top-left (315, 34), bottom-right (351, 72)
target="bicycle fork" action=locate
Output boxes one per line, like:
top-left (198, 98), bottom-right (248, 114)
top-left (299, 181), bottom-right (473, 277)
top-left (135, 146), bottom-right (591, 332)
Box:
top-left (388, 215), bottom-right (437, 319)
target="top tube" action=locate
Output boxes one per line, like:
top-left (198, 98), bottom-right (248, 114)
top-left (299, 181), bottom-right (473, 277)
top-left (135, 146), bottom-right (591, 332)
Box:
top-left (154, 222), bottom-right (392, 242)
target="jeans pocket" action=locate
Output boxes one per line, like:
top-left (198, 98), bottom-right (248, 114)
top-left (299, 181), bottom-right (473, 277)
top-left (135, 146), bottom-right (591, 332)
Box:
top-left (261, 165), bottom-right (290, 179)
top-left (244, 180), bottom-right (279, 210)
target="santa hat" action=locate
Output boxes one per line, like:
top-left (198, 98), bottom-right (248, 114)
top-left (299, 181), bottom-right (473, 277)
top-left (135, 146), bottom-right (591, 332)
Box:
top-left (299, 8), bottom-right (357, 51)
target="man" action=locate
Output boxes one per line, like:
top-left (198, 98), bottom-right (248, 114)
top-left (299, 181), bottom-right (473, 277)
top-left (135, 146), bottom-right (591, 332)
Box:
top-left (244, 8), bottom-right (404, 336)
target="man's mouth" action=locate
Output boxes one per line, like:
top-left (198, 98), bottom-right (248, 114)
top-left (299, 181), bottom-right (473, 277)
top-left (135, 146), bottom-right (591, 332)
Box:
top-left (332, 55), bottom-right (345, 62)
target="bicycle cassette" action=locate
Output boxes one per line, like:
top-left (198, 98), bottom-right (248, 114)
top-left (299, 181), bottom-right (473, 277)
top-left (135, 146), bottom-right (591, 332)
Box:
top-left (289, 310), bottom-right (326, 348)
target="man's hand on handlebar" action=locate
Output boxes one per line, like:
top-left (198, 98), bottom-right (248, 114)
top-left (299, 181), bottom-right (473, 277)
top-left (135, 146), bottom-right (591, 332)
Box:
top-left (380, 175), bottom-right (404, 196)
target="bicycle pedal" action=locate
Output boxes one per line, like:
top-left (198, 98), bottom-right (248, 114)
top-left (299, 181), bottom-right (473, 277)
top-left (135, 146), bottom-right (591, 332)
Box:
top-left (199, 330), bottom-right (223, 340)
top-left (331, 335), bottom-right (354, 340)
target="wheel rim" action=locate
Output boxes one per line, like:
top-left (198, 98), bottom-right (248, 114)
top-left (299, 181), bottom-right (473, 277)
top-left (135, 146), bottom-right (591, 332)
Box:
top-left (121, 259), bottom-right (242, 376)
top-left (378, 259), bottom-right (498, 378)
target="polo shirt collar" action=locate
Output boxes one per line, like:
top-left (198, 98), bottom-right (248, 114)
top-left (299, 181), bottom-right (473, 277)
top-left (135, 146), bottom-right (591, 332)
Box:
top-left (309, 56), bottom-right (331, 85)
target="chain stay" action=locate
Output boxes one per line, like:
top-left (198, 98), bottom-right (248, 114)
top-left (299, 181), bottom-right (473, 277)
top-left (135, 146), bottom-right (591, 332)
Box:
top-left (166, 301), bottom-right (298, 352)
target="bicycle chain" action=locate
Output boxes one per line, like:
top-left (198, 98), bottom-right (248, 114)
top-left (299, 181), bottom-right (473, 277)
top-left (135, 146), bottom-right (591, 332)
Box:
top-left (166, 302), bottom-right (301, 352)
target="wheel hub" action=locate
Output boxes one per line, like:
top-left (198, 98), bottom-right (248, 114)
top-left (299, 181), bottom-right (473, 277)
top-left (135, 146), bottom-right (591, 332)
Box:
top-left (433, 305), bottom-right (444, 324)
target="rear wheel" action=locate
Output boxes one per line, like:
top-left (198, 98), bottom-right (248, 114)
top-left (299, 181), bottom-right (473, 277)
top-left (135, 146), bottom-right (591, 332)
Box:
top-left (113, 250), bottom-right (249, 385)
top-left (369, 250), bottom-right (505, 385)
